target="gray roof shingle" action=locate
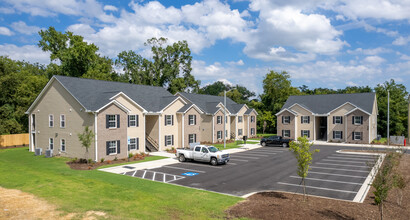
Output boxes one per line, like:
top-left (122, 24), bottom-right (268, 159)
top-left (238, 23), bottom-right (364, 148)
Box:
top-left (178, 92), bottom-right (247, 114)
top-left (54, 75), bottom-right (177, 112)
top-left (281, 93), bottom-right (376, 114)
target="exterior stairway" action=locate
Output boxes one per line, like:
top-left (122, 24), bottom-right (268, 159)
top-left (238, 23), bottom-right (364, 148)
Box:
top-left (145, 133), bottom-right (159, 152)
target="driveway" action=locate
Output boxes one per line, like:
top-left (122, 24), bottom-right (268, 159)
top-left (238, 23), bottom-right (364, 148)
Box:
top-left (100, 144), bottom-right (383, 202)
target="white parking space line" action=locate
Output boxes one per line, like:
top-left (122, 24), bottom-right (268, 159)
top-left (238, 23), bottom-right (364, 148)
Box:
top-left (332, 154), bottom-right (377, 159)
top-left (290, 176), bottom-right (362, 185)
top-left (247, 151), bottom-right (278, 155)
top-left (277, 182), bottom-right (357, 194)
top-left (232, 155), bottom-right (259, 159)
top-left (229, 158), bottom-right (249, 162)
top-left (152, 172), bottom-right (156, 181)
top-left (181, 163), bottom-right (223, 169)
top-left (251, 149), bottom-right (286, 153)
top-left (228, 163), bottom-right (237, 165)
top-left (316, 162), bottom-right (368, 168)
top-left (322, 159), bottom-right (370, 164)
top-left (163, 166), bottom-right (206, 173)
top-left (327, 156), bottom-right (375, 161)
top-left (310, 171), bottom-right (367, 178)
top-left (142, 170), bottom-right (147, 178)
top-left (163, 174), bottom-right (166, 182)
top-left (310, 166), bottom-right (369, 173)
top-left (132, 171), bottom-right (137, 177)
top-left (237, 153), bottom-right (270, 157)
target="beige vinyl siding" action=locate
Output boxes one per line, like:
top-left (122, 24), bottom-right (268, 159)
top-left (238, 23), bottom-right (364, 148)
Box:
top-left (183, 107), bottom-right (201, 148)
top-left (213, 110), bottom-right (225, 142)
top-left (346, 109), bottom-right (370, 144)
top-left (235, 106), bottom-right (248, 139)
top-left (200, 115), bottom-right (213, 142)
top-left (328, 103), bottom-right (355, 142)
top-left (29, 79), bottom-right (95, 159)
top-left (160, 99), bottom-right (185, 150)
top-left (248, 111), bottom-right (257, 138)
top-left (277, 111), bottom-right (295, 140)
top-left (290, 105), bottom-right (314, 140)
top-left (114, 95), bottom-right (145, 153)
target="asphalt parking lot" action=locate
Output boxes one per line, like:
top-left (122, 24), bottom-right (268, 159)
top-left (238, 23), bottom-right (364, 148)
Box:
top-left (112, 145), bottom-right (382, 202)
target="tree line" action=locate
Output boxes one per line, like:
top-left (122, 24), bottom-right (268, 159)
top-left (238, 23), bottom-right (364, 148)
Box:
top-left (0, 26), bottom-right (408, 139)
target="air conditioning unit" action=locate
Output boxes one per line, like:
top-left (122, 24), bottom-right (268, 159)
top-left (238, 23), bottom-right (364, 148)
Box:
top-left (45, 149), bottom-right (53, 158)
top-left (35, 148), bottom-right (42, 156)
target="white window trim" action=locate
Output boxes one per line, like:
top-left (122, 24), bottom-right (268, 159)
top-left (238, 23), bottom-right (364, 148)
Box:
top-left (49, 114), bottom-right (54, 127)
top-left (108, 141), bottom-right (117, 155)
top-left (302, 130), bottom-right (309, 137)
top-left (188, 134), bottom-right (196, 143)
top-left (129, 138), bottom-right (137, 150)
top-left (217, 131), bottom-right (222, 139)
top-left (165, 115), bottom-right (172, 126)
top-left (60, 114), bottom-right (65, 128)
top-left (334, 131), bottom-right (342, 139)
top-left (334, 116), bottom-right (342, 124)
top-left (353, 132), bottom-right (362, 140)
top-left (217, 116), bottom-right (222, 124)
top-left (283, 130), bottom-right (290, 138)
top-left (251, 128), bottom-right (255, 135)
top-left (302, 116), bottom-right (309, 124)
top-left (283, 116), bottom-right (290, 124)
top-left (49, 138), bottom-right (54, 150)
top-left (108, 115), bottom-right (117, 128)
top-left (251, 116), bottom-right (255, 123)
top-left (238, 129), bottom-right (243, 136)
top-left (188, 115), bottom-right (195, 125)
top-left (129, 115), bottom-right (136, 127)
top-left (238, 116), bottom-right (243, 123)
top-left (165, 135), bottom-right (173, 146)
top-left (354, 116), bottom-right (362, 125)
top-left (60, 139), bottom-right (66, 152)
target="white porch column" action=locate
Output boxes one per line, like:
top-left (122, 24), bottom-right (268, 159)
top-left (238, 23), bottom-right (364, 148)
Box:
top-left (313, 115), bottom-right (316, 141)
top-left (182, 114), bottom-right (185, 148)
top-left (94, 113), bottom-right (98, 162)
top-left (158, 115), bottom-right (161, 151)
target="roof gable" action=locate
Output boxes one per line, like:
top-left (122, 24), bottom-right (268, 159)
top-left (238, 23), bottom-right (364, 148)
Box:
top-left (177, 92), bottom-right (242, 114)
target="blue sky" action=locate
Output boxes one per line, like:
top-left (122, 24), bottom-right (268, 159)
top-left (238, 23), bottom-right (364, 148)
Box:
top-left (1, 0), bottom-right (410, 95)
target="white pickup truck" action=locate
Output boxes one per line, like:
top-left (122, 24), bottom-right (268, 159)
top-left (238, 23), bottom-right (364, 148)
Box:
top-left (175, 145), bottom-right (230, 166)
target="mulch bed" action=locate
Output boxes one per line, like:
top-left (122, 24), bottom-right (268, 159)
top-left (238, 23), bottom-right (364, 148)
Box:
top-left (0, 145), bottom-right (27, 149)
top-left (226, 154), bottom-right (410, 220)
top-left (66, 154), bottom-right (151, 170)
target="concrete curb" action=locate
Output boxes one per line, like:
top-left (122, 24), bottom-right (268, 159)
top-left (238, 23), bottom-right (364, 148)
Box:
top-left (314, 141), bottom-right (410, 150)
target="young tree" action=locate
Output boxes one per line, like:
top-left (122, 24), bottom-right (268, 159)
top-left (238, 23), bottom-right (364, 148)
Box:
top-left (77, 126), bottom-right (95, 163)
top-left (289, 136), bottom-right (319, 200)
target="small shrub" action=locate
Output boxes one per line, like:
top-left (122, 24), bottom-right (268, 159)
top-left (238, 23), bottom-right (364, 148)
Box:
top-left (71, 158), bottom-right (77, 163)
top-left (88, 166), bottom-right (92, 170)
top-left (88, 158), bottom-right (92, 164)
top-left (106, 160), bottom-right (112, 164)
top-left (100, 158), bottom-right (105, 163)
top-left (23, 144), bottom-right (25, 147)
top-left (114, 157), bottom-right (118, 161)
top-left (133, 155), bottom-right (138, 160)
top-left (129, 153), bottom-right (134, 158)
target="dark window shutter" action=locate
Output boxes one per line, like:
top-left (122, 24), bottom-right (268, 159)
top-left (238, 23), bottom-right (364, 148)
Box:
top-left (282, 116), bottom-right (284, 124)
top-left (106, 115), bottom-right (109, 128)
top-left (172, 135), bottom-right (174, 145)
top-left (127, 115), bottom-right (130, 127)
top-left (361, 116), bottom-right (363, 124)
top-left (116, 115), bottom-right (120, 128)
top-left (194, 134), bottom-right (196, 143)
top-left (333, 131), bottom-right (335, 139)
top-left (136, 115), bottom-right (139, 127)
top-left (117, 140), bottom-right (120, 154)
top-left (352, 132), bottom-right (354, 140)
top-left (308, 116), bottom-right (310, 124)
top-left (282, 130), bottom-right (284, 137)
top-left (341, 117), bottom-right (343, 124)
top-left (352, 116), bottom-right (354, 124)
top-left (308, 131), bottom-right (310, 138)
top-left (128, 142), bottom-right (130, 151)
top-left (333, 116), bottom-right (335, 124)
top-left (165, 116), bottom-right (167, 126)
top-left (194, 115), bottom-right (196, 125)
top-left (165, 135), bottom-right (167, 146)
top-left (106, 141), bottom-right (109, 155)
top-left (172, 115), bottom-right (174, 125)
top-left (360, 132), bottom-right (363, 140)
top-left (341, 131), bottom-right (343, 139)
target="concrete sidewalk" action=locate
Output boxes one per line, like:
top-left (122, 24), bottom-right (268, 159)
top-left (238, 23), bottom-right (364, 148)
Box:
top-left (313, 140), bottom-right (410, 150)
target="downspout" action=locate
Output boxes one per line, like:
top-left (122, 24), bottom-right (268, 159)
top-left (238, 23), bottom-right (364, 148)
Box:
top-left (94, 113), bottom-right (98, 162)
top-left (158, 115), bottom-right (161, 151)
top-left (29, 114), bottom-right (32, 152)
top-left (212, 116), bottom-right (215, 143)
top-left (143, 114), bottom-right (146, 153)
top-left (247, 115), bottom-right (250, 137)
top-left (235, 116), bottom-right (238, 139)
top-left (313, 115), bottom-right (316, 141)
top-left (182, 114), bottom-right (185, 148)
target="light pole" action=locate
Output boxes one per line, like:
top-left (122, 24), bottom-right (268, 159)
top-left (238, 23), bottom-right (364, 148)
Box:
top-left (224, 90), bottom-right (227, 149)
top-left (387, 90), bottom-right (390, 146)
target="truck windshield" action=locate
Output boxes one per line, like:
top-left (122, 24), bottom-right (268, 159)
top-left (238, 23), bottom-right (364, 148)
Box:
top-left (208, 146), bottom-right (219, 152)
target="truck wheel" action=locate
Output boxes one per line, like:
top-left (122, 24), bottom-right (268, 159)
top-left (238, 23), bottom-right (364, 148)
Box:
top-left (282, 143), bottom-right (288, 148)
top-left (210, 157), bottom-right (218, 166)
top-left (179, 154), bottom-right (186, 162)
top-left (261, 142), bottom-right (266, 147)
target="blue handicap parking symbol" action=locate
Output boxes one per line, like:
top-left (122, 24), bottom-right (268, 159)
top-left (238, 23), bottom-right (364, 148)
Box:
top-left (182, 172), bottom-right (199, 176)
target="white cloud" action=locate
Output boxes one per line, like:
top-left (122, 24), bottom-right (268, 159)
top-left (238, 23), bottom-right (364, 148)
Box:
top-left (0, 44), bottom-right (50, 64)
top-left (363, 56), bottom-right (385, 65)
top-left (67, 23), bottom-right (96, 36)
top-left (103, 5), bottom-right (118, 12)
top-left (0, 27), bottom-right (13, 36)
top-left (10, 21), bottom-right (41, 35)
top-left (226, 59), bottom-right (244, 66)
top-left (393, 36), bottom-right (410, 46)
top-left (347, 47), bottom-right (392, 55)
top-left (0, 7), bottom-right (15, 14)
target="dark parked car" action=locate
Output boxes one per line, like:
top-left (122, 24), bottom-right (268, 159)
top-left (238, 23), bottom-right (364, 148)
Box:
top-left (260, 136), bottom-right (292, 148)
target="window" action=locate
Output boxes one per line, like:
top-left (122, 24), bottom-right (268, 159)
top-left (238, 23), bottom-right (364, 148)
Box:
top-left (251, 116), bottom-right (255, 123)
top-left (282, 130), bottom-right (290, 138)
top-left (129, 138), bottom-right (138, 150)
top-left (251, 128), bottom-right (255, 135)
top-left (128, 115), bottom-right (138, 127)
top-left (165, 135), bottom-right (174, 146)
top-left (301, 130), bottom-right (310, 138)
top-left (107, 141), bottom-right (117, 154)
top-left (225, 130), bottom-right (228, 137)
top-left (282, 116), bottom-right (290, 124)
top-left (60, 139), bottom-right (66, 152)
top-left (217, 131), bottom-right (222, 139)
top-left (333, 131), bottom-right (343, 139)
top-left (165, 115), bottom-right (173, 126)
top-left (238, 116), bottom-right (243, 123)
top-left (59, 115), bottom-right (65, 128)
top-left (189, 134), bottom-right (196, 143)
top-left (353, 116), bottom-right (363, 125)
top-left (107, 115), bottom-right (117, 128)
top-left (195, 146), bottom-right (201, 152)
top-left (353, 132), bottom-right (362, 140)
top-left (301, 116), bottom-right (310, 124)
top-left (49, 115), bottom-right (54, 127)
top-left (225, 116), bottom-right (228, 123)
top-left (217, 116), bottom-right (222, 124)
top-left (202, 148), bottom-right (209, 153)
top-left (188, 115), bottom-right (196, 125)
top-left (238, 129), bottom-right (243, 136)
top-left (49, 138), bottom-right (54, 150)
top-left (333, 116), bottom-right (343, 124)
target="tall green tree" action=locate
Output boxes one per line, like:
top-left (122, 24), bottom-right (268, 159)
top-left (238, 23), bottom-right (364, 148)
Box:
top-left (38, 27), bottom-right (115, 80)
top-left (0, 56), bottom-right (48, 134)
top-left (115, 37), bottom-right (200, 94)
top-left (375, 79), bottom-right (408, 137)
top-left (199, 81), bottom-right (229, 96)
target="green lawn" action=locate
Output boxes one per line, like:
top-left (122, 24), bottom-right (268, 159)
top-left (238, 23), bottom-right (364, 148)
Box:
top-left (213, 140), bottom-right (246, 150)
top-left (0, 147), bottom-right (242, 219)
top-left (98, 156), bottom-right (167, 169)
top-left (248, 133), bottom-right (276, 140)
top-left (372, 137), bottom-right (388, 144)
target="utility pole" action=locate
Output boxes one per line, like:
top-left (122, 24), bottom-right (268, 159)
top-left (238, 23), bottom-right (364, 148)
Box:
top-left (224, 90), bottom-right (226, 149)
top-left (408, 95), bottom-right (410, 141)
top-left (387, 90), bottom-right (390, 146)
